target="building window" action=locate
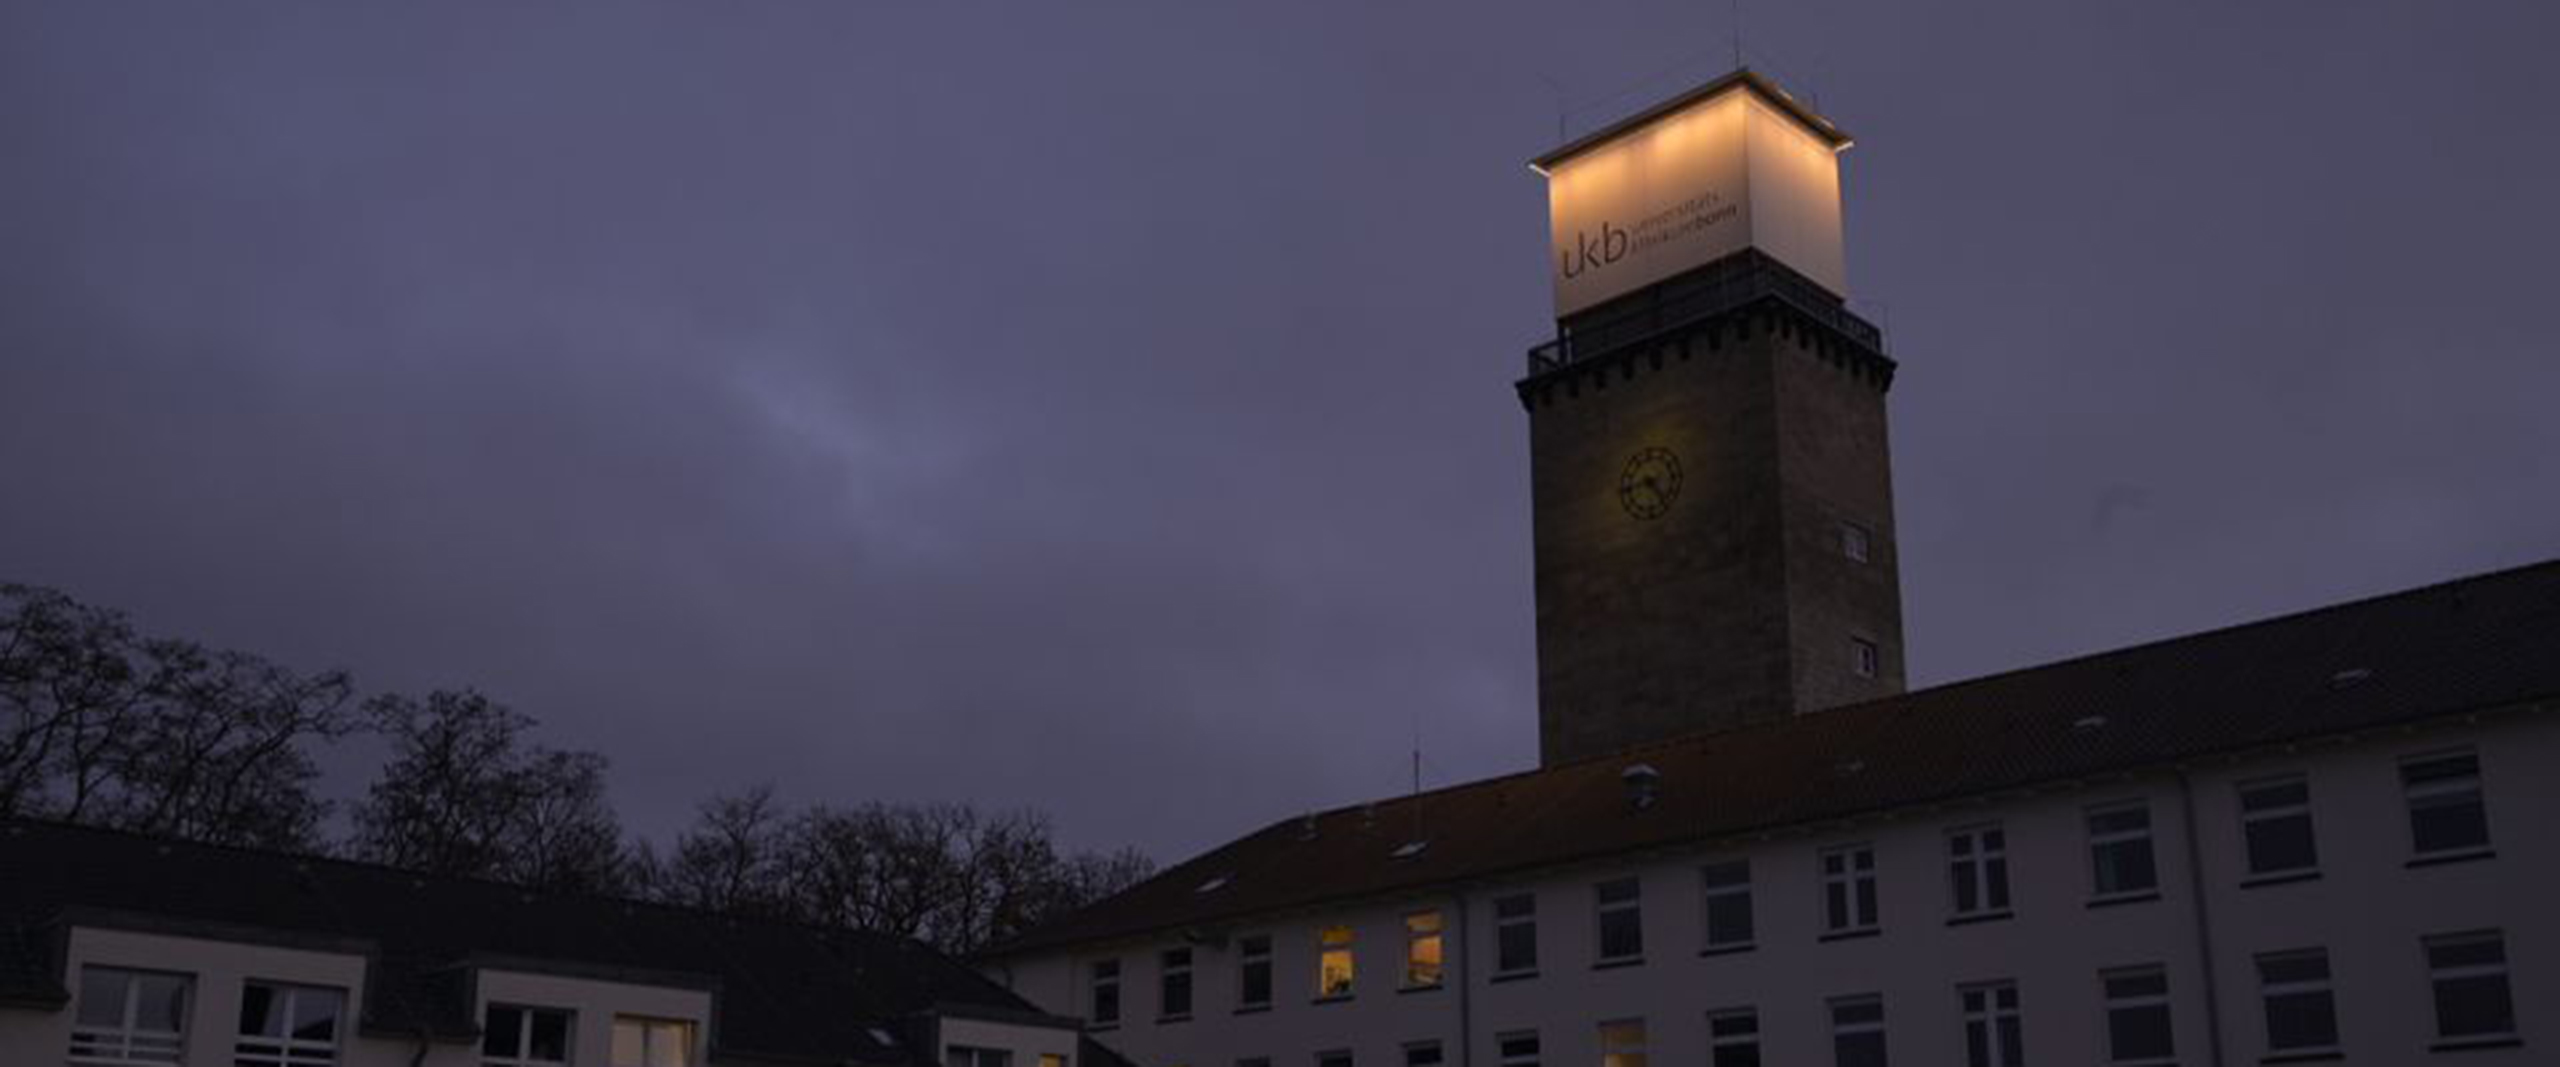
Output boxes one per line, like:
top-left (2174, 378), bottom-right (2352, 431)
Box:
top-left (2425, 930), bottom-right (2517, 1046)
top-left (2086, 802), bottom-right (2158, 899)
top-left (1493, 893), bottom-right (1538, 975)
top-left (1850, 638), bottom-right (1880, 679)
top-left (69, 966), bottom-right (190, 1065)
top-left (1700, 860), bottom-right (1754, 950)
top-left (235, 982), bottom-right (344, 1067)
top-left (484, 1005), bottom-right (573, 1067)
top-left (1821, 844), bottom-right (1879, 935)
top-left (1315, 1051), bottom-right (1353, 1067)
top-left (1598, 1019), bottom-right (1647, 1067)
top-left (1947, 825), bottom-right (2012, 919)
top-left (1317, 925), bottom-right (1356, 998)
top-left (1960, 983), bottom-right (2024, 1067)
top-left (2101, 967), bottom-right (2175, 1066)
top-left (1160, 947), bottom-right (1193, 1020)
top-left (1237, 935), bottom-right (1273, 1010)
top-left (2401, 751), bottom-right (2492, 858)
top-left (1707, 1009), bottom-right (1761, 1067)
top-left (1089, 959), bottom-right (1121, 1026)
top-left (1041, 1055), bottom-right (1069, 1067)
top-left (1828, 996), bottom-right (1887, 1067)
top-left (1594, 877), bottom-right (1644, 964)
top-left (1404, 911), bottom-right (1445, 989)
top-left (1403, 1042), bottom-right (1443, 1067)
top-left (1496, 1031), bottom-right (1540, 1067)
top-left (611, 1018), bottom-right (693, 1067)
top-left (2254, 949), bottom-right (2340, 1056)
top-left (1841, 522), bottom-right (1872, 563)
top-left (1238, 1059), bottom-right (1267, 1067)
top-left (2238, 776), bottom-right (2319, 879)
top-left (947, 1049), bottom-right (1013, 1067)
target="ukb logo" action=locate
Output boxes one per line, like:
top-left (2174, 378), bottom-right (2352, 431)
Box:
top-left (1558, 221), bottom-right (1630, 279)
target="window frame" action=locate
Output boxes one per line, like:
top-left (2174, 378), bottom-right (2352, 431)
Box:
top-left (1700, 860), bottom-right (1755, 952)
top-left (1401, 1041), bottom-right (1443, 1067)
top-left (1959, 981), bottom-right (2025, 1067)
top-left (2423, 930), bottom-right (2518, 1047)
top-left (1494, 1030), bottom-right (1539, 1067)
top-left (1593, 877), bottom-right (1644, 966)
top-left (68, 965), bottom-right (192, 1067)
top-left (1820, 844), bottom-right (1880, 936)
top-left (1597, 1018), bottom-right (1647, 1067)
top-left (234, 980), bottom-right (346, 1067)
top-left (1088, 959), bottom-right (1122, 1027)
top-left (1841, 521), bottom-right (1873, 564)
top-left (1236, 934), bottom-right (1273, 1011)
top-left (1492, 893), bottom-right (1538, 977)
top-left (2099, 966), bottom-right (2175, 1067)
top-left (2253, 948), bottom-right (2341, 1057)
top-left (1827, 995), bottom-right (1887, 1067)
top-left (2400, 750), bottom-right (2493, 861)
top-left (1316, 924), bottom-right (1356, 1000)
top-left (1402, 911), bottom-right (1445, 990)
top-left (1706, 1007), bottom-right (1760, 1067)
top-left (2085, 801), bottom-right (2160, 902)
top-left (481, 1003), bottom-right (575, 1067)
top-left (1850, 637), bottom-right (1880, 679)
top-left (2237, 775), bottom-right (2321, 882)
top-left (1158, 946), bottom-right (1194, 1021)
top-left (1946, 824), bottom-right (2013, 921)
top-left (609, 1016), bottom-right (695, 1067)
top-left (945, 1047), bottom-right (1014, 1067)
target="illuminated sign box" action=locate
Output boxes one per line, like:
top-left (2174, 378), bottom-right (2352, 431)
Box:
top-left (1535, 70), bottom-right (1852, 318)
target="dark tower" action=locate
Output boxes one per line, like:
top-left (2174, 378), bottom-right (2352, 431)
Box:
top-left (1522, 72), bottom-right (1906, 767)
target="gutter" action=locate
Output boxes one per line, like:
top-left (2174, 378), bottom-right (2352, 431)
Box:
top-left (2175, 769), bottom-right (2228, 1067)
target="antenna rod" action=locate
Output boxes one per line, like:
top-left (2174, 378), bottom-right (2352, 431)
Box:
top-left (1731, 0), bottom-right (1744, 70)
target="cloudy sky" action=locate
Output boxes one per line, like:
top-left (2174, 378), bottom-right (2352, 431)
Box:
top-left (5, 1), bottom-right (2555, 862)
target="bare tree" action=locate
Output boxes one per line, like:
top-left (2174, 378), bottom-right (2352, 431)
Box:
top-left (632, 784), bottom-right (793, 915)
top-left (349, 689), bottom-right (629, 893)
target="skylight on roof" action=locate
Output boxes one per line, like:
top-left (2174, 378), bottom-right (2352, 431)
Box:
top-left (1195, 874), bottom-right (1232, 894)
top-left (1390, 840), bottom-right (1430, 860)
top-left (2073, 715), bottom-right (2108, 731)
top-left (868, 1028), bottom-right (897, 1046)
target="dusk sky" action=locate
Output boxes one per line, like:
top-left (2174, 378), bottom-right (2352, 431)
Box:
top-left (4, 1), bottom-right (2556, 863)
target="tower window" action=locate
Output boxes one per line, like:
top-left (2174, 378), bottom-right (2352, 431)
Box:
top-left (1840, 522), bottom-right (1872, 563)
top-left (1851, 637), bottom-right (1880, 679)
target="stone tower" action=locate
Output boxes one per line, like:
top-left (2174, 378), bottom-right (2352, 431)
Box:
top-left (1520, 71), bottom-right (1906, 767)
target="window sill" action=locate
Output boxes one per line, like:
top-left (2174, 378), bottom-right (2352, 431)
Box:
top-left (2430, 1035), bottom-right (2523, 1052)
top-left (1156, 1014), bottom-right (1190, 1025)
top-left (1488, 970), bottom-right (1539, 985)
top-left (1397, 983), bottom-right (1445, 995)
top-left (1311, 994), bottom-right (1354, 1006)
top-left (1818, 927), bottom-right (1881, 943)
top-left (1946, 909), bottom-right (2014, 927)
top-left (2259, 1048), bottom-right (2343, 1063)
top-left (1698, 942), bottom-right (1756, 959)
top-left (1591, 956), bottom-right (1645, 971)
top-left (2087, 890), bottom-right (2162, 910)
top-left (1232, 1004), bottom-right (1270, 1016)
top-left (2238, 869), bottom-right (2322, 889)
top-left (2407, 848), bottom-right (2496, 869)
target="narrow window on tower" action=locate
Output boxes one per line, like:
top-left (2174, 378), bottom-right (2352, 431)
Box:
top-left (1088, 960), bottom-right (1120, 1027)
top-left (2254, 949), bottom-right (2340, 1056)
top-left (1850, 637), bottom-right (1880, 679)
top-left (1493, 893), bottom-right (1539, 977)
top-left (1700, 860), bottom-right (1755, 952)
top-left (1158, 948), bottom-right (1192, 1021)
top-left (1404, 911), bottom-right (1445, 989)
top-left (1840, 522), bottom-right (1872, 563)
top-left (1316, 925), bottom-right (1356, 999)
top-left (2424, 930), bottom-right (2517, 1048)
top-left (1959, 983), bottom-right (2025, 1067)
top-left (1236, 935), bottom-right (1272, 1011)
top-left (1820, 844), bottom-right (1880, 936)
top-left (1594, 877), bottom-right (1644, 965)
top-left (2101, 966), bottom-right (2176, 1066)
top-left (2400, 750), bottom-right (2493, 860)
top-left (2238, 776), bottom-right (2320, 882)
top-left (1946, 824), bottom-right (2012, 921)
top-left (2086, 801), bottom-right (2159, 901)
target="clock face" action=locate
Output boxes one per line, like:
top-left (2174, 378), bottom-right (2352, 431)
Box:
top-left (1618, 447), bottom-right (1683, 520)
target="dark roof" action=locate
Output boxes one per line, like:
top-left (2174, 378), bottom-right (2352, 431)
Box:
top-left (0, 821), bottom-right (1057, 1065)
top-left (996, 558), bottom-right (2560, 956)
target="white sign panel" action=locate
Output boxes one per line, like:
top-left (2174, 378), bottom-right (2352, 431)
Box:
top-left (1543, 86), bottom-right (1847, 317)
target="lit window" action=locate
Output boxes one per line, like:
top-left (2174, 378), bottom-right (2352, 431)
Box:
top-left (2086, 802), bottom-right (2158, 899)
top-left (1700, 861), bottom-right (1754, 951)
top-left (1403, 1042), bottom-right (1443, 1067)
top-left (1597, 1019), bottom-right (1646, 1067)
top-left (1040, 1055), bottom-right (1069, 1067)
top-left (483, 1005), bottom-right (573, 1067)
top-left (1493, 893), bottom-right (1538, 975)
top-left (1851, 638), bottom-right (1880, 679)
top-left (1404, 912), bottom-right (1445, 989)
top-left (945, 1049), bottom-right (1012, 1067)
top-left (1841, 522), bottom-right (1872, 563)
top-left (1820, 844), bottom-right (1879, 934)
top-left (1496, 1031), bottom-right (1540, 1067)
top-left (2102, 967), bottom-right (2175, 1066)
top-left (1315, 1050), bottom-right (1353, 1067)
top-left (2425, 931), bottom-right (2517, 1046)
top-left (1594, 877), bottom-right (1644, 964)
top-left (1317, 925), bottom-right (1356, 999)
top-left (2254, 949), bottom-right (2339, 1056)
top-left (1960, 983), bottom-right (2024, 1067)
top-left (1706, 1009), bottom-right (1759, 1067)
top-left (1947, 824), bottom-right (2012, 918)
top-left (2401, 751), bottom-right (2492, 858)
top-left (1089, 959), bottom-right (1121, 1026)
top-left (1159, 947), bottom-right (1193, 1020)
top-left (1237, 935), bottom-right (1272, 1010)
top-left (69, 966), bottom-right (190, 1065)
top-left (611, 1018), bottom-right (693, 1067)
top-left (2238, 776), bottom-right (2319, 879)
top-left (235, 982), bottom-right (344, 1067)
top-left (1827, 996), bottom-right (1886, 1067)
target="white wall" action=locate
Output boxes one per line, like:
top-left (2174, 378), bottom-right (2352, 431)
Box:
top-left (994, 712), bottom-right (2555, 1067)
